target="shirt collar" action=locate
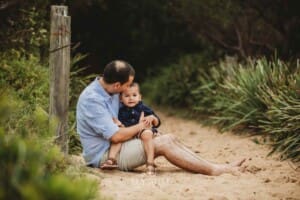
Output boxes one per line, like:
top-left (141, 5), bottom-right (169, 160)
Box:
top-left (93, 77), bottom-right (113, 101)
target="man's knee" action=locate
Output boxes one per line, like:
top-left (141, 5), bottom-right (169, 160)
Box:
top-left (153, 134), bottom-right (177, 156)
top-left (154, 133), bottom-right (177, 146)
top-left (162, 133), bottom-right (177, 142)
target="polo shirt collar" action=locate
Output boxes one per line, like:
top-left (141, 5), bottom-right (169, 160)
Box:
top-left (94, 77), bottom-right (113, 101)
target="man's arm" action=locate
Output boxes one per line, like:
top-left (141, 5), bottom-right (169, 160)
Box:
top-left (110, 112), bottom-right (149, 143)
top-left (110, 122), bottom-right (145, 143)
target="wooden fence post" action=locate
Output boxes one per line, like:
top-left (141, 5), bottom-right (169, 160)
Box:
top-left (49, 5), bottom-right (71, 154)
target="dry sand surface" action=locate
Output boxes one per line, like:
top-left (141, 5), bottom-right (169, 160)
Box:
top-left (79, 111), bottom-right (300, 200)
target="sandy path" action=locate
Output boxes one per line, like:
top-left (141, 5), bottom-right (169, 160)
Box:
top-left (96, 112), bottom-right (300, 200)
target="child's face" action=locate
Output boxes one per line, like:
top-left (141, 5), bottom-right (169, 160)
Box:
top-left (120, 85), bottom-right (141, 107)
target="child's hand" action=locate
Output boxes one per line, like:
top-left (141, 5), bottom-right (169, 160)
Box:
top-left (139, 112), bottom-right (145, 122)
top-left (144, 115), bottom-right (157, 126)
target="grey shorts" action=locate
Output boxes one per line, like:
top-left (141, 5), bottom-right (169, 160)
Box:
top-left (99, 139), bottom-right (146, 171)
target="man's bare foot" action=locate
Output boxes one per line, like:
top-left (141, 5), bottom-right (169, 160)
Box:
top-left (230, 158), bottom-right (246, 167)
top-left (212, 158), bottom-right (246, 176)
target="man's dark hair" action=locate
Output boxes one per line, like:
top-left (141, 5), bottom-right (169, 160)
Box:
top-left (103, 60), bottom-right (135, 84)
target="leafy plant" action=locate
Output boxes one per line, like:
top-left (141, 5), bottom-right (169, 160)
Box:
top-left (0, 2), bottom-right (49, 58)
top-left (0, 53), bottom-right (49, 137)
top-left (0, 129), bottom-right (98, 200)
top-left (144, 55), bottom-right (300, 162)
top-left (142, 54), bottom-right (209, 108)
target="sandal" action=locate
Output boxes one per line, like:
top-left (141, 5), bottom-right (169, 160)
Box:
top-left (146, 162), bottom-right (156, 175)
top-left (100, 157), bottom-right (118, 170)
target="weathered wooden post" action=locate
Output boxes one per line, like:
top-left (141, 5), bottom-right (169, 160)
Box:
top-left (49, 5), bottom-right (71, 154)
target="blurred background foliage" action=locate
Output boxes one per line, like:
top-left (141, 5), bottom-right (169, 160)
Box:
top-left (0, 0), bottom-right (299, 198)
top-left (1, 0), bottom-right (299, 78)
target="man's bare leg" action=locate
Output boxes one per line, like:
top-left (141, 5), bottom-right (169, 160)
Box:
top-left (153, 134), bottom-right (245, 176)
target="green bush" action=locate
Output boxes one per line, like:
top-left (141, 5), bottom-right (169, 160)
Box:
top-left (0, 53), bottom-right (49, 137)
top-left (0, 52), bottom-right (91, 154)
top-left (257, 66), bottom-right (300, 161)
top-left (198, 58), bottom-right (300, 161)
top-left (0, 53), bottom-right (100, 199)
top-left (142, 54), bottom-right (209, 108)
top-left (0, 2), bottom-right (49, 59)
top-left (194, 58), bottom-right (273, 131)
top-left (0, 130), bottom-right (98, 200)
top-left (143, 55), bottom-right (300, 162)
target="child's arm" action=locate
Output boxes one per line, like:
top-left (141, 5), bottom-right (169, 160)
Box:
top-left (141, 104), bottom-right (161, 127)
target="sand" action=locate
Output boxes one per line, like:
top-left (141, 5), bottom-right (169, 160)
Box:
top-left (84, 111), bottom-right (300, 200)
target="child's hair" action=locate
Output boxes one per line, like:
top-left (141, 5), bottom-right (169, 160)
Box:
top-left (130, 82), bottom-right (140, 91)
top-left (120, 82), bottom-right (140, 96)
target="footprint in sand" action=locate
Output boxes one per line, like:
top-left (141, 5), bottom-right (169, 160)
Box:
top-left (282, 176), bottom-right (298, 183)
top-left (245, 165), bottom-right (263, 174)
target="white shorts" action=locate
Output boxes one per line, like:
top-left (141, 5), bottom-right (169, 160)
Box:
top-left (100, 139), bottom-right (146, 171)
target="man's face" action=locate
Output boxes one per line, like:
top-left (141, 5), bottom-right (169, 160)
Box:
top-left (120, 85), bottom-right (141, 107)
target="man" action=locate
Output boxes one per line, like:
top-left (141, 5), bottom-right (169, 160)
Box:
top-left (76, 60), bottom-right (245, 175)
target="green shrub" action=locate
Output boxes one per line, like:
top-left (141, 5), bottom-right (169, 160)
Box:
top-left (0, 53), bottom-right (49, 137)
top-left (0, 130), bottom-right (98, 200)
top-left (0, 52), bottom-right (91, 154)
top-left (0, 89), bottom-right (99, 199)
top-left (143, 55), bottom-right (300, 162)
top-left (257, 66), bottom-right (300, 161)
top-left (0, 2), bottom-right (49, 59)
top-left (194, 58), bottom-right (300, 161)
top-left (194, 58), bottom-right (273, 131)
top-left (0, 53), bottom-right (101, 199)
top-left (142, 54), bottom-right (209, 108)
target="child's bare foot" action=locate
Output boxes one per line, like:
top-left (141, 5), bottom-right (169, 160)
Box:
top-left (146, 162), bottom-right (156, 175)
top-left (100, 158), bottom-right (118, 170)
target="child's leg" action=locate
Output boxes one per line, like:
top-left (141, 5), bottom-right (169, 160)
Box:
top-left (100, 143), bottom-right (121, 170)
top-left (108, 143), bottom-right (122, 160)
top-left (140, 130), bottom-right (155, 174)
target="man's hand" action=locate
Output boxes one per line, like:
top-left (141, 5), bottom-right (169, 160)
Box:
top-left (112, 117), bottom-right (124, 127)
top-left (139, 112), bottom-right (151, 129)
top-left (110, 112), bottom-right (154, 143)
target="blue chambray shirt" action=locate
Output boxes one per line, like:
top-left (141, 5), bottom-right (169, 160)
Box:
top-left (76, 77), bottom-right (120, 167)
